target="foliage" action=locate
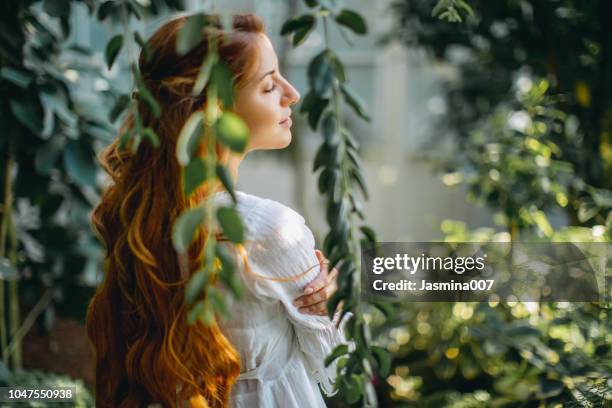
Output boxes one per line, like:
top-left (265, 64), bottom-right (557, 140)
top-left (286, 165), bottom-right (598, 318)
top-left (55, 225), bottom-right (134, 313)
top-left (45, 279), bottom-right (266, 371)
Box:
top-left (372, 1), bottom-right (612, 406)
top-left (386, 0), bottom-right (612, 229)
top-left (282, 0), bottom-right (383, 405)
top-left (369, 222), bottom-right (611, 407)
top-left (0, 0), bottom-right (117, 369)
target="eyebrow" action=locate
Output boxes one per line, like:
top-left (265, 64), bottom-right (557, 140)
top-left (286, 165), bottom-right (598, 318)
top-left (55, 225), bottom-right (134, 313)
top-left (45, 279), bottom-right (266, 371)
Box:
top-left (258, 69), bottom-right (276, 82)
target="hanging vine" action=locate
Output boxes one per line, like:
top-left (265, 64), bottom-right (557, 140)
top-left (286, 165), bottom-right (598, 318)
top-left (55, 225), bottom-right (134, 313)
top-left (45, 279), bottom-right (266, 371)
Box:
top-left (281, 1), bottom-right (385, 405)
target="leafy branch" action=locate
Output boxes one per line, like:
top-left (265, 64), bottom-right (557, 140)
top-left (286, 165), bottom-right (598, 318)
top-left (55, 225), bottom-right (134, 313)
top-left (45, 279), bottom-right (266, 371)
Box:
top-left (282, 1), bottom-right (387, 406)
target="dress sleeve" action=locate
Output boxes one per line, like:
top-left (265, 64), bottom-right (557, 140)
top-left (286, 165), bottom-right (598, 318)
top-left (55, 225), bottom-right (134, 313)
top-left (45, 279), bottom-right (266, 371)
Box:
top-left (240, 198), bottom-right (351, 396)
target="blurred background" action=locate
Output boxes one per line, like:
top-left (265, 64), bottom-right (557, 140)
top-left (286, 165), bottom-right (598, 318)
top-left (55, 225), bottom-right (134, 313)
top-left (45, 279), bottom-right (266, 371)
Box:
top-left (0, 0), bottom-right (610, 406)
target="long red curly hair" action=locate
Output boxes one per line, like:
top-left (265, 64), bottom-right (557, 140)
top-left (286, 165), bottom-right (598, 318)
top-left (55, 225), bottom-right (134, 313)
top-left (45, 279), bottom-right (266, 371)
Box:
top-left (86, 13), bottom-right (265, 407)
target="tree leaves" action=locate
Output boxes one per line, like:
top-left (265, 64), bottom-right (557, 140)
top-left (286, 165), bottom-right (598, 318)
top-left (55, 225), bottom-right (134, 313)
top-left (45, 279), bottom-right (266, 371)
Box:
top-left (176, 112), bottom-right (204, 166)
top-left (172, 206), bottom-right (205, 253)
top-left (216, 207), bottom-right (245, 243)
top-left (340, 84), bottom-right (370, 121)
top-left (335, 9), bottom-right (367, 35)
top-left (308, 50), bottom-right (334, 96)
top-left (63, 140), bottom-right (97, 187)
top-left (210, 63), bottom-right (234, 108)
top-left (214, 112), bottom-right (249, 152)
top-left (108, 94), bottom-right (131, 123)
top-left (176, 14), bottom-right (206, 56)
top-left (184, 268), bottom-right (209, 305)
top-left (280, 14), bottom-right (316, 46)
top-left (183, 158), bottom-right (209, 197)
top-left (105, 34), bottom-right (123, 70)
top-left (324, 344), bottom-right (349, 367)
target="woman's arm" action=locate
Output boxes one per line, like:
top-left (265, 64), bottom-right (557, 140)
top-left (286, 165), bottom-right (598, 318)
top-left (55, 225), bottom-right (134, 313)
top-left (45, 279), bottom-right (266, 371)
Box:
top-left (293, 250), bottom-right (339, 316)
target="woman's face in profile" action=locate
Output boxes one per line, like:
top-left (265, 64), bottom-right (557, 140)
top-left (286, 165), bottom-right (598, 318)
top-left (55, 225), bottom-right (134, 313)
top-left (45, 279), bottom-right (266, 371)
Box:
top-left (233, 33), bottom-right (300, 152)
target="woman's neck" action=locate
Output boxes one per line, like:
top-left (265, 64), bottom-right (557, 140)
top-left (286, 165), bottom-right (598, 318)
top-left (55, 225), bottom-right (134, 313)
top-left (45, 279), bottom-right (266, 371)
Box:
top-left (225, 152), bottom-right (244, 189)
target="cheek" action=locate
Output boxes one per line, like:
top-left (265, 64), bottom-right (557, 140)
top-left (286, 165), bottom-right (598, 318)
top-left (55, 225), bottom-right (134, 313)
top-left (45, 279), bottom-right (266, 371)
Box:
top-left (240, 95), bottom-right (280, 134)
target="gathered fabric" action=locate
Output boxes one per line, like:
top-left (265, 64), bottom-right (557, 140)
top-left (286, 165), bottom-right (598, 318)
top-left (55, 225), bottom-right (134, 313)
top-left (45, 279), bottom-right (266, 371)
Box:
top-left (212, 191), bottom-right (351, 408)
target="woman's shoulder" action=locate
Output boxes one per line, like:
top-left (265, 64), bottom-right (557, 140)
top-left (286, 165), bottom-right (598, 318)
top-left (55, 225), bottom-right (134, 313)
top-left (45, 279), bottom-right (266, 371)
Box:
top-left (213, 190), bottom-right (307, 241)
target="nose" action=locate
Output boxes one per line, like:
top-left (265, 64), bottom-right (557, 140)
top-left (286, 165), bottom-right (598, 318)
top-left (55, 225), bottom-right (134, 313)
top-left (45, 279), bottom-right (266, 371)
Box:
top-left (282, 79), bottom-right (300, 107)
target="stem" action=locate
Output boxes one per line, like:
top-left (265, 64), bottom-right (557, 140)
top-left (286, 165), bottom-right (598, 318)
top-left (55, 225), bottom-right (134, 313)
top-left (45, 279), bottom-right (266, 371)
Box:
top-left (324, 15), bottom-right (374, 407)
top-left (7, 210), bottom-right (20, 368)
top-left (0, 142), bottom-right (14, 362)
top-left (2, 289), bottom-right (52, 361)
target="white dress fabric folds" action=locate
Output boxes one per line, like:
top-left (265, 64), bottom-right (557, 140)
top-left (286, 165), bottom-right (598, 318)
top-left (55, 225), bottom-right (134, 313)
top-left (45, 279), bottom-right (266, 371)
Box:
top-left (212, 190), bottom-right (350, 408)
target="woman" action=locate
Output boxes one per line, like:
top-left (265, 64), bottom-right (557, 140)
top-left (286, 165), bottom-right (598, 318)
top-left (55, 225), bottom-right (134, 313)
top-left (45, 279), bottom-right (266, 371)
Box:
top-left (86, 13), bottom-right (349, 408)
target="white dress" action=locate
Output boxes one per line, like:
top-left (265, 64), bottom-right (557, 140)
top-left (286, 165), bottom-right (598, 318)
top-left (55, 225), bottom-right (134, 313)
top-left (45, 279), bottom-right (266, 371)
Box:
top-left (212, 190), bottom-right (349, 408)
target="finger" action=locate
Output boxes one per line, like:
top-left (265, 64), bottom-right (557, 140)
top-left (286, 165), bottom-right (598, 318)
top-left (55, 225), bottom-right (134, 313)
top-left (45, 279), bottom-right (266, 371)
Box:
top-left (299, 299), bottom-right (328, 315)
top-left (294, 284), bottom-right (334, 308)
top-left (302, 260), bottom-right (329, 296)
top-left (297, 265), bottom-right (338, 303)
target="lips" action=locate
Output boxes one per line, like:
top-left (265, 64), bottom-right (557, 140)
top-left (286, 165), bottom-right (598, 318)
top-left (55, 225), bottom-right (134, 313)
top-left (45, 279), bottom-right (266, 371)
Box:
top-left (279, 117), bottom-right (292, 128)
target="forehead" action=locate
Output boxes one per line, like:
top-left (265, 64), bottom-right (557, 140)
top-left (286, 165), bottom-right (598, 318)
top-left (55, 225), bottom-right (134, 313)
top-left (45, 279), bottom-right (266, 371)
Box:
top-left (253, 34), bottom-right (278, 75)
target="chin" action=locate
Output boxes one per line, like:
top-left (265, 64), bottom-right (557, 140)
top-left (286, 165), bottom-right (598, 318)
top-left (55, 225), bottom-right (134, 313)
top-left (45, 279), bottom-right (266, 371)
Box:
top-left (270, 131), bottom-right (292, 150)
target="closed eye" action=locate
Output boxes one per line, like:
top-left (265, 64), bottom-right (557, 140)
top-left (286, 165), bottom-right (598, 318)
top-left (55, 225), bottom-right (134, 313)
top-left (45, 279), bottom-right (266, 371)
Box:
top-left (264, 83), bottom-right (277, 93)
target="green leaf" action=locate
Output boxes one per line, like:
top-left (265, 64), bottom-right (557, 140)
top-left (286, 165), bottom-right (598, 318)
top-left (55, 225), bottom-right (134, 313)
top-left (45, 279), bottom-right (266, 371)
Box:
top-left (0, 67), bottom-right (33, 88)
top-left (329, 51), bottom-right (346, 83)
top-left (216, 245), bottom-right (243, 298)
top-left (308, 50), bottom-right (333, 96)
top-left (280, 14), bottom-right (315, 35)
top-left (293, 24), bottom-right (315, 46)
top-left (210, 63), bottom-right (234, 108)
top-left (300, 90), bottom-right (318, 114)
top-left (325, 344), bottom-right (349, 367)
top-left (216, 164), bottom-right (237, 203)
top-left (142, 127), bottom-right (160, 148)
top-left (335, 9), bottom-right (367, 35)
top-left (35, 137), bottom-right (65, 174)
top-left (97, 0), bottom-right (118, 20)
top-left (340, 84), bottom-right (370, 121)
top-left (456, 0), bottom-right (474, 16)
top-left (10, 99), bottom-right (43, 134)
top-left (176, 112), bottom-right (204, 166)
top-left (105, 34), bottom-right (124, 70)
top-left (208, 286), bottom-right (229, 317)
top-left (313, 143), bottom-right (339, 172)
top-left (132, 65), bottom-right (161, 117)
top-left (63, 140), bottom-right (97, 186)
top-left (216, 207), bottom-right (245, 243)
top-left (216, 244), bottom-right (236, 277)
top-left (176, 14), bottom-right (206, 56)
top-left (186, 300), bottom-right (205, 325)
top-left (214, 112), bottom-right (249, 152)
top-left (351, 167), bottom-right (369, 199)
top-left (327, 288), bottom-right (346, 318)
top-left (431, 0), bottom-right (449, 18)
top-left (321, 110), bottom-right (339, 146)
top-left (304, 0), bottom-right (319, 7)
top-left (371, 346), bottom-right (391, 377)
top-left (183, 158), bottom-right (209, 197)
top-left (342, 374), bottom-right (364, 404)
top-left (134, 31), bottom-right (152, 63)
top-left (192, 52), bottom-right (218, 96)
top-left (184, 269), bottom-right (209, 305)
top-left (109, 94), bottom-right (131, 123)
top-left (308, 98), bottom-right (330, 130)
top-left (43, 0), bottom-right (71, 17)
top-left (172, 206), bottom-right (206, 253)
top-left (280, 14), bottom-right (316, 47)
top-left (359, 225), bottom-right (377, 244)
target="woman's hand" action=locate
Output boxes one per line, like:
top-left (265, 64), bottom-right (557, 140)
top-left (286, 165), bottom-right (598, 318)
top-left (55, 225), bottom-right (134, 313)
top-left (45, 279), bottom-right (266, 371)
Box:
top-left (293, 250), bottom-right (338, 315)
